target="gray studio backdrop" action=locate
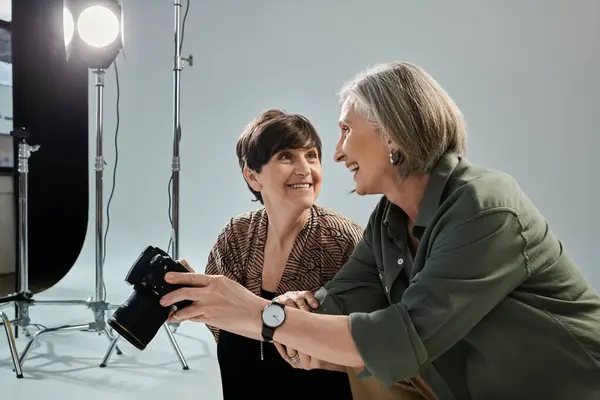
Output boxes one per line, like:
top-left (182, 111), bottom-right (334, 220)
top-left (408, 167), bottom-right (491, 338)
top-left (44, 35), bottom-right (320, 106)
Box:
top-left (52, 0), bottom-right (598, 299)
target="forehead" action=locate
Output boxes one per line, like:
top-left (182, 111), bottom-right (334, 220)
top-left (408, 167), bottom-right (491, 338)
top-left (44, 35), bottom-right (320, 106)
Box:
top-left (274, 145), bottom-right (317, 155)
top-left (339, 98), bottom-right (356, 124)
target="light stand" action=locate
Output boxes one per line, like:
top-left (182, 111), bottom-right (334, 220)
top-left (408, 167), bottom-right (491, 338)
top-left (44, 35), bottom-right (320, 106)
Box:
top-left (9, 73), bottom-right (127, 373)
top-left (170, 0), bottom-right (193, 263)
top-left (94, 0), bottom-right (189, 368)
top-left (0, 127), bottom-right (39, 378)
top-left (167, 0), bottom-right (192, 335)
top-left (0, 128), bottom-right (117, 377)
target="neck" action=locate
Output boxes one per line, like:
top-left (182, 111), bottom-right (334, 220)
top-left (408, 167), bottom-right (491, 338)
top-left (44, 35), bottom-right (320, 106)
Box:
top-left (264, 204), bottom-right (310, 247)
top-left (383, 173), bottom-right (430, 221)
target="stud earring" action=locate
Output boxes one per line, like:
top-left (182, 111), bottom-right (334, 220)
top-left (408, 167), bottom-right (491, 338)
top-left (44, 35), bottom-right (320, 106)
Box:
top-left (389, 150), bottom-right (400, 165)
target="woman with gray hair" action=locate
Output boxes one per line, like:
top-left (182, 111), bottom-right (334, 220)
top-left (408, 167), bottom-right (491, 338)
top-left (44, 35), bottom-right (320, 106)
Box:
top-left (160, 62), bottom-right (600, 399)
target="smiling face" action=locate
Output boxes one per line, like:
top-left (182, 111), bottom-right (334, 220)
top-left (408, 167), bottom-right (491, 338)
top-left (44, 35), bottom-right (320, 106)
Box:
top-left (334, 99), bottom-right (397, 196)
top-left (244, 146), bottom-right (322, 211)
top-left (236, 109), bottom-right (324, 207)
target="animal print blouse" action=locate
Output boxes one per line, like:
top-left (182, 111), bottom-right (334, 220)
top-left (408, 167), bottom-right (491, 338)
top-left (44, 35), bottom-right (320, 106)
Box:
top-left (204, 204), bottom-right (365, 341)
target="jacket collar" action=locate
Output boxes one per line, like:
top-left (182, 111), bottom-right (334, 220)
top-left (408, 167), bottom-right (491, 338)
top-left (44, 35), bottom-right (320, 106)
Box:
top-left (383, 152), bottom-right (460, 239)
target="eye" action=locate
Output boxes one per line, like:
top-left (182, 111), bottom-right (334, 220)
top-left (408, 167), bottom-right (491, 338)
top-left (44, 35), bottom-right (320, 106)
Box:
top-left (278, 151), bottom-right (292, 161)
top-left (306, 151), bottom-right (319, 161)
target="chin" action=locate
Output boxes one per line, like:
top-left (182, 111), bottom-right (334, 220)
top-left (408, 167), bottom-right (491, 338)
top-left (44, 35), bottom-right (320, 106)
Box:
top-left (353, 183), bottom-right (378, 196)
top-left (298, 197), bottom-right (316, 209)
top-left (353, 187), bottom-right (367, 196)
top-left (352, 180), bottom-right (366, 195)
top-left (353, 174), bottom-right (380, 196)
top-left (285, 194), bottom-right (314, 209)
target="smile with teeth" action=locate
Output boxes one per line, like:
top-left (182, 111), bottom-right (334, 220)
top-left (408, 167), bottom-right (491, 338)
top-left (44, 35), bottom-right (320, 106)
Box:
top-left (288, 183), bottom-right (312, 189)
top-left (348, 162), bottom-right (359, 173)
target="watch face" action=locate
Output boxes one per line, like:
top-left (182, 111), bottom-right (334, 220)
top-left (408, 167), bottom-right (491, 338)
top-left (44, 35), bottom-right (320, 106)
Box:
top-left (262, 304), bottom-right (286, 328)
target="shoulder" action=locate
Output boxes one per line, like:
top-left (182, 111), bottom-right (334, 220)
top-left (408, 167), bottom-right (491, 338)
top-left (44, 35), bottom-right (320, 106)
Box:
top-left (440, 160), bottom-right (555, 263)
top-left (312, 204), bottom-right (365, 237)
top-left (431, 160), bottom-right (541, 258)
top-left (444, 160), bottom-right (526, 221)
top-left (217, 207), bottom-right (266, 238)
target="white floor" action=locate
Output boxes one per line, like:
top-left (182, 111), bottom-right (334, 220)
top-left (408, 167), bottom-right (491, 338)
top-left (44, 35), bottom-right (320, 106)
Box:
top-left (0, 281), bottom-right (223, 399)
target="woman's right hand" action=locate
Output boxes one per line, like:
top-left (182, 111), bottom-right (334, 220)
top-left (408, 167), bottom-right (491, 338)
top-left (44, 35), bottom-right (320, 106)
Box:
top-left (167, 259), bottom-right (195, 319)
top-left (273, 290), bottom-right (320, 312)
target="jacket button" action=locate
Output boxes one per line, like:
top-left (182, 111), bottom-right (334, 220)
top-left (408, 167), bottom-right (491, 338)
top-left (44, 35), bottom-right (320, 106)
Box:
top-left (397, 258), bottom-right (404, 265)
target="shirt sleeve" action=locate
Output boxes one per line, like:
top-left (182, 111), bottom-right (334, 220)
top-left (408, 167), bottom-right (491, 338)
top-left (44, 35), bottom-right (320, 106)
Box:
top-left (204, 219), bottom-right (244, 342)
top-left (348, 208), bottom-right (530, 387)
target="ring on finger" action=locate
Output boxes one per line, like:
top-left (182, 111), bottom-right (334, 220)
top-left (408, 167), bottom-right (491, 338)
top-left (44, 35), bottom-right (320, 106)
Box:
top-left (289, 354), bottom-right (299, 364)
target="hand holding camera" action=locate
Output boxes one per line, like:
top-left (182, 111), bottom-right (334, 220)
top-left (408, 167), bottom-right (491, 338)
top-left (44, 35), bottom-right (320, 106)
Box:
top-left (109, 245), bottom-right (268, 351)
top-left (159, 267), bottom-right (267, 335)
top-left (108, 246), bottom-right (195, 350)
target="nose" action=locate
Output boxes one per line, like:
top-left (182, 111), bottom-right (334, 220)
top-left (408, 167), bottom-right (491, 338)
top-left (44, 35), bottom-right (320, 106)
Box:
top-left (294, 157), bottom-right (310, 176)
top-left (333, 135), bottom-right (346, 163)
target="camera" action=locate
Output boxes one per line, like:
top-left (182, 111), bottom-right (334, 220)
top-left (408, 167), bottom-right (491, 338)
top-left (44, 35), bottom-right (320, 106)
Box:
top-left (108, 246), bottom-right (193, 350)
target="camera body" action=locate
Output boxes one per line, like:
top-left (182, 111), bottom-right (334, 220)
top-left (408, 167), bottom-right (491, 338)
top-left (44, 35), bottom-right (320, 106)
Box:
top-left (124, 245), bottom-right (193, 309)
top-left (108, 246), bottom-right (193, 350)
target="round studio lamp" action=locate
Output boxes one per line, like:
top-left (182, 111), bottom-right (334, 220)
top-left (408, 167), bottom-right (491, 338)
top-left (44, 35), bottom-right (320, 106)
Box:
top-left (63, 0), bottom-right (124, 69)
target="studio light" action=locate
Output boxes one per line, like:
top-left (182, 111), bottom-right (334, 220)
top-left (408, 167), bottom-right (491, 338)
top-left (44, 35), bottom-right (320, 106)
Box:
top-left (63, 0), bottom-right (124, 69)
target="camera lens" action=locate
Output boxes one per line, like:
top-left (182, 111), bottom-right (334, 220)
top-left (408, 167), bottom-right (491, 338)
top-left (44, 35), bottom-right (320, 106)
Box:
top-left (108, 291), bottom-right (171, 350)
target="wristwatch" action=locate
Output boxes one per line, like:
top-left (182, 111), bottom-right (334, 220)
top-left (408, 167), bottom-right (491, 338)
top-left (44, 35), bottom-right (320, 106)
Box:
top-left (261, 301), bottom-right (286, 342)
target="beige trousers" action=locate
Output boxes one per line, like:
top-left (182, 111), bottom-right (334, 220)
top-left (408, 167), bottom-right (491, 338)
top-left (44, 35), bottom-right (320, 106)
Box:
top-left (347, 368), bottom-right (438, 400)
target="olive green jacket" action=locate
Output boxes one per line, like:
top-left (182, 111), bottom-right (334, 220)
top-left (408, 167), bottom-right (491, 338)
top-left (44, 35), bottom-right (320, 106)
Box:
top-left (315, 153), bottom-right (600, 399)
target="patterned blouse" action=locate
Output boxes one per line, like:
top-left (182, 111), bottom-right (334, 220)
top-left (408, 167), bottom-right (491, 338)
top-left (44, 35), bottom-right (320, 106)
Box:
top-left (204, 204), bottom-right (364, 341)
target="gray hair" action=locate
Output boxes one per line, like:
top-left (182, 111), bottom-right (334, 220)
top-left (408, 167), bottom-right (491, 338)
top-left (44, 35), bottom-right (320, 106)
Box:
top-left (338, 61), bottom-right (467, 178)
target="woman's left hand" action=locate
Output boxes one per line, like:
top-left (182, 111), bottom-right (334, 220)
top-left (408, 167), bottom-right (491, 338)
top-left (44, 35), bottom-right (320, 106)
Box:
top-left (274, 342), bottom-right (318, 370)
top-left (273, 342), bottom-right (346, 372)
top-left (160, 268), bottom-right (266, 334)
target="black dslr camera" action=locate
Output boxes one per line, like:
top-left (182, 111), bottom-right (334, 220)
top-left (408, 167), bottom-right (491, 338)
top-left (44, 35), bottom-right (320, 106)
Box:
top-left (108, 246), bottom-right (193, 350)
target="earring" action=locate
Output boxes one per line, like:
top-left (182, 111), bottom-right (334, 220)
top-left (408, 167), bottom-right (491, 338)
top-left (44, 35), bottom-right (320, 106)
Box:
top-left (389, 150), bottom-right (400, 165)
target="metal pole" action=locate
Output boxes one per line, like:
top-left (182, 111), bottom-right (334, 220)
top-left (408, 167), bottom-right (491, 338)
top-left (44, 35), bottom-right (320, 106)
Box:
top-left (1, 311), bottom-right (22, 378)
top-left (94, 69), bottom-right (105, 304)
top-left (171, 0), bottom-right (182, 261)
top-left (17, 134), bottom-right (38, 296)
top-left (171, 0), bottom-right (192, 259)
top-left (17, 140), bottom-right (30, 295)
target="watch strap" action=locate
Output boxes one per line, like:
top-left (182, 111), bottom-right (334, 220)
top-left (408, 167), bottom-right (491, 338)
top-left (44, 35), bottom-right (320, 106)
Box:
top-left (261, 324), bottom-right (275, 342)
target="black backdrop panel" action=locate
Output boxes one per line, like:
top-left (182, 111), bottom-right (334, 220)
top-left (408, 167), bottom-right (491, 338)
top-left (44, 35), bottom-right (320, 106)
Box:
top-left (12, 0), bottom-right (89, 291)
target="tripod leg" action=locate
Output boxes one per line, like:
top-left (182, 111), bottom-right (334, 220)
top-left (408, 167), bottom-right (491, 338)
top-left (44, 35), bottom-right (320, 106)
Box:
top-left (100, 335), bottom-right (120, 368)
top-left (19, 323), bottom-right (90, 366)
top-left (163, 323), bottom-right (189, 370)
top-left (1, 311), bottom-right (23, 378)
top-left (104, 327), bottom-right (123, 355)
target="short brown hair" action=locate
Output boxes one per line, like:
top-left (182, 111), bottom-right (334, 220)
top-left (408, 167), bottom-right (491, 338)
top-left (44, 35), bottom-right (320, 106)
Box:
top-left (338, 61), bottom-right (467, 179)
top-left (236, 109), bottom-right (322, 204)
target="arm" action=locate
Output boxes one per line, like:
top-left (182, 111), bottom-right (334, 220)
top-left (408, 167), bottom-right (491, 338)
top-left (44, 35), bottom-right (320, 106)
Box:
top-left (269, 208), bottom-right (529, 386)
